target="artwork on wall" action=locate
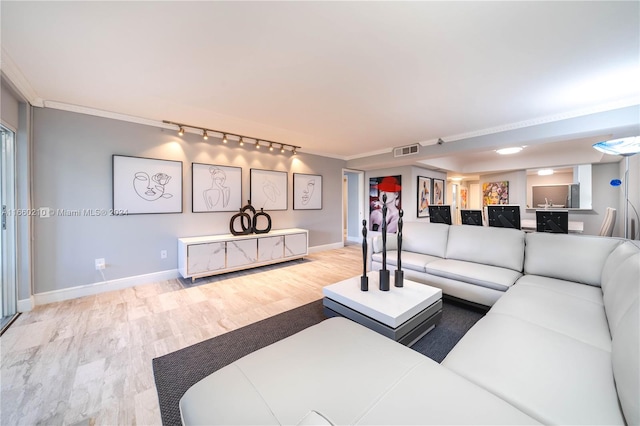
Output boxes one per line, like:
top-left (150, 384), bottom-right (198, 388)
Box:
top-left (192, 163), bottom-right (242, 213)
top-left (483, 181), bottom-right (509, 205)
top-left (417, 176), bottom-right (431, 218)
top-left (433, 179), bottom-right (445, 205)
top-left (250, 169), bottom-right (288, 211)
top-left (293, 173), bottom-right (322, 210)
top-left (113, 155), bottom-right (183, 214)
top-left (460, 187), bottom-right (468, 209)
top-left (369, 175), bottom-right (402, 233)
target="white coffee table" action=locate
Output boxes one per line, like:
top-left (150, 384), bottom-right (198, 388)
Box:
top-left (322, 272), bottom-right (443, 346)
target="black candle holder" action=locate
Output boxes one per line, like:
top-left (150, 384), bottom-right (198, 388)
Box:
top-left (361, 219), bottom-right (368, 291)
top-left (395, 209), bottom-right (404, 287)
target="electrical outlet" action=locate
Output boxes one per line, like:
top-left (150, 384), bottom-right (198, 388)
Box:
top-left (160, 250), bottom-right (168, 259)
top-left (95, 258), bottom-right (105, 270)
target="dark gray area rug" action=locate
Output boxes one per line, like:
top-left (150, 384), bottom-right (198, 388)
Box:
top-left (152, 298), bottom-right (485, 426)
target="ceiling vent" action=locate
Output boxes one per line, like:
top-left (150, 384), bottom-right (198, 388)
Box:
top-left (393, 144), bottom-right (420, 158)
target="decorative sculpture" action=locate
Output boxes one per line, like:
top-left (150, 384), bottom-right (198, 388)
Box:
top-left (230, 208), bottom-right (252, 236)
top-left (379, 193), bottom-right (390, 291)
top-left (395, 209), bottom-right (404, 287)
top-left (361, 219), bottom-right (368, 291)
top-left (229, 200), bottom-right (271, 236)
top-left (253, 208), bottom-right (272, 234)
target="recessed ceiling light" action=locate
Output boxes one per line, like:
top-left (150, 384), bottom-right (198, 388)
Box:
top-left (538, 169), bottom-right (554, 176)
top-left (449, 177), bottom-right (463, 181)
top-left (496, 147), bottom-right (523, 155)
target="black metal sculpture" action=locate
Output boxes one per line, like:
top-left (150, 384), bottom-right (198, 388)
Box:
top-left (361, 219), bottom-right (368, 291)
top-left (253, 208), bottom-right (272, 234)
top-left (395, 209), bottom-right (404, 287)
top-left (230, 200), bottom-right (271, 236)
top-left (379, 193), bottom-right (390, 291)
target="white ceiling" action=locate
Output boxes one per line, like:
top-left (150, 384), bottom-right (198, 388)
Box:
top-left (2, 1), bottom-right (639, 174)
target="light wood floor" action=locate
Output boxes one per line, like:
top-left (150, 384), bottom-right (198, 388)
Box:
top-left (1, 244), bottom-right (361, 426)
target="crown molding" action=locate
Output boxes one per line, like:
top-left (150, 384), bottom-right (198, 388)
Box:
top-left (0, 48), bottom-right (43, 107)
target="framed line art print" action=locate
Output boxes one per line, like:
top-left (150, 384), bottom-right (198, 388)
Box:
top-left (250, 168), bottom-right (288, 211)
top-left (113, 155), bottom-right (183, 214)
top-left (417, 176), bottom-right (431, 218)
top-left (192, 163), bottom-right (242, 213)
top-left (293, 173), bottom-right (322, 210)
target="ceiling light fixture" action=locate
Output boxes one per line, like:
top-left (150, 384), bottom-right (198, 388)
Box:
top-left (163, 120), bottom-right (301, 155)
top-left (496, 147), bottom-right (523, 155)
top-left (538, 169), bottom-right (554, 176)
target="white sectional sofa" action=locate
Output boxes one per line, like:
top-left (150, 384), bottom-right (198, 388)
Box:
top-left (179, 223), bottom-right (639, 425)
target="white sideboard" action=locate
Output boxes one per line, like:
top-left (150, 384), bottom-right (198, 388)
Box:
top-left (178, 228), bottom-right (309, 281)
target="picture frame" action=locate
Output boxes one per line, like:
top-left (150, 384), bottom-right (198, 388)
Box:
top-left (433, 178), bottom-right (445, 205)
top-left (483, 181), bottom-right (510, 205)
top-left (113, 155), bottom-right (183, 214)
top-left (417, 176), bottom-right (431, 218)
top-left (293, 173), bottom-right (322, 210)
top-left (250, 168), bottom-right (288, 211)
top-left (368, 175), bottom-right (402, 232)
top-left (192, 163), bottom-right (242, 213)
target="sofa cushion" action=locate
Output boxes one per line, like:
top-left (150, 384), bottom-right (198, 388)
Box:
top-left (513, 274), bottom-right (604, 305)
top-left (612, 299), bottom-right (639, 425)
top-left (372, 250), bottom-right (440, 272)
top-left (400, 221), bottom-right (450, 258)
top-left (426, 259), bottom-right (522, 292)
top-left (524, 233), bottom-right (621, 286)
top-left (180, 317), bottom-right (540, 425)
top-left (602, 252), bottom-right (640, 336)
top-left (443, 313), bottom-right (625, 425)
top-left (446, 225), bottom-right (525, 271)
top-left (601, 241), bottom-right (639, 293)
top-left (491, 278), bottom-right (611, 351)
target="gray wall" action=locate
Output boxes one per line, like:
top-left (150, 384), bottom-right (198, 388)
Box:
top-left (345, 171), bottom-right (360, 240)
top-left (32, 108), bottom-right (345, 293)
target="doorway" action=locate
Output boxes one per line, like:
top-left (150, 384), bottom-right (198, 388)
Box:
top-left (343, 169), bottom-right (365, 245)
top-left (1, 125), bottom-right (18, 333)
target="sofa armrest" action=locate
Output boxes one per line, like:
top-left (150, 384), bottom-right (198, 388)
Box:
top-left (371, 234), bottom-right (398, 253)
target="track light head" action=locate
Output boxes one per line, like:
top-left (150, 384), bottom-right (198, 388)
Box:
top-left (292, 147), bottom-right (297, 155)
top-left (239, 136), bottom-right (244, 146)
top-left (437, 138), bottom-right (444, 145)
top-left (222, 134), bottom-right (228, 144)
top-left (255, 140), bottom-right (260, 149)
top-left (280, 144), bottom-right (286, 153)
top-left (203, 130), bottom-right (208, 140)
top-left (269, 143), bottom-right (274, 151)
top-left (178, 126), bottom-right (185, 136)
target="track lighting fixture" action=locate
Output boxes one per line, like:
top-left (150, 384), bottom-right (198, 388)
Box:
top-left (163, 120), bottom-right (301, 155)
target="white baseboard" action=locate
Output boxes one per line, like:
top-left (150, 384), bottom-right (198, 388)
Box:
top-left (17, 297), bottom-right (34, 312)
top-left (32, 269), bottom-right (180, 306)
top-left (346, 235), bottom-right (362, 243)
top-left (309, 242), bottom-right (344, 253)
